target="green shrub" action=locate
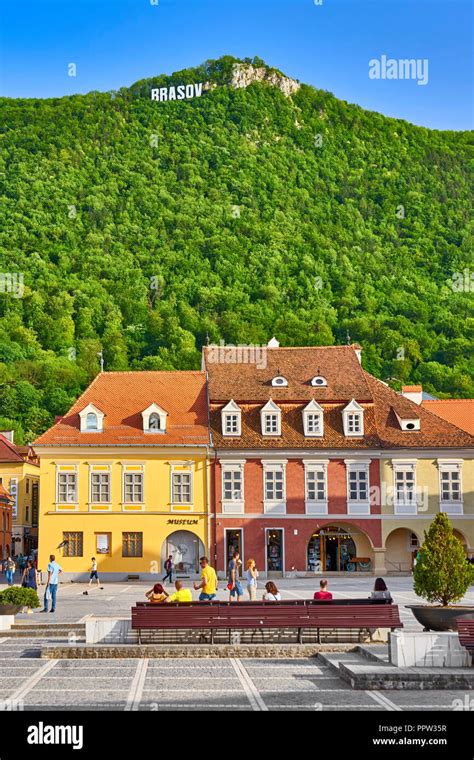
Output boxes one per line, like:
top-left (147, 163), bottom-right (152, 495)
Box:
top-left (414, 513), bottom-right (474, 606)
top-left (0, 586), bottom-right (40, 608)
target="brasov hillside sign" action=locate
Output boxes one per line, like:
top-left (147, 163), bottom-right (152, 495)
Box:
top-left (151, 82), bottom-right (203, 101)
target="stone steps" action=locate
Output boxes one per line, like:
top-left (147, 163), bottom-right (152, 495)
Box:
top-left (317, 649), bottom-right (474, 690)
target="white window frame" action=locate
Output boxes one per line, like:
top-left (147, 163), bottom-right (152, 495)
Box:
top-left (79, 403), bottom-right (104, 433)
top-left (345, 459), bottom-right (370, 514)
top-left (437, 459), bottom-right (463, 515)
top-left (393, 460), bottom-right (417, 515)
top-left (302, 399), bottom-right (324, 437)
top-left (262, 460), bottom-right (287, 514)
top-left (89, 465), bottom-right (112, 509)
top-left (220, 460), bottom-right (245, 514)
top-left (55, 465), bottom-right (79, 510)
top-left (221, 400), bottom-right (242, 437)
top-left (261, 399), bottom-right (281, 436)
top-left (342, 399), bottom-right (364, 437)
top-left (142, 403), bottom-right (167, 434)
top-left (170, 463), bottom-right (193, 511)
top-left (122, 464), bottom-right (145, 507)
top-left (303, 460), bottom-right (328, 514)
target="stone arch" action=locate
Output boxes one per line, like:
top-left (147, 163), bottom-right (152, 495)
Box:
top-left (161, 530), bottom-right (205, 575)
top-left (306, 522), bottom-right (374, 573)
top-left (385, 527), bottom-right (420, 573)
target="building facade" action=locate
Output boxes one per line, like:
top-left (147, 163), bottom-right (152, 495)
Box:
top-left (34, 371), bottom-right (211, 580)
top-left (204, 342), bottom-right (473, 577)
top-left (0, 484), bottom-right (13, 560)
top-left (0, 433), bottom-right (40, 558)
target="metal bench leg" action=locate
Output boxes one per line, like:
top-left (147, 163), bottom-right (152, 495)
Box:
top-left (211, 629), bottom-right (214, 644)
top-left (317, 628), bottom-right (320, 644)
top-left (298, 628), bottom-right (302, 644)
top-left (138, 629), bottom-right (141, 645)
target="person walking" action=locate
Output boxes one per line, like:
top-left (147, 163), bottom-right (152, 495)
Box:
top-left (227, 550), bottom-right (243, 602)
top-left (245, 558), bottom-right (258, 601)
top-left (89, 557), bottom-right (101, 588)
top-left (165, 580), bottom-right (192, 603)
top-left (313, 579), bottom-right (333, 600)
top-left (194, 556), bottom-right (218, 601)
top-left (5, 556), bottom-right (15, 586)
top-left (262, 581), bottom-right (281, 601)
top-left (41, 554), bottom-right (62, 613)
top-left (162, 555), bottom-right (174, 584)
top-left (21, 560), bottom-right (37, 591)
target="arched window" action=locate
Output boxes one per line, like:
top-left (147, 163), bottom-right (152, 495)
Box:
top-left (149, 413), bottom-right (161, 431)
top-left (86, 413), bottom-right (98, 430)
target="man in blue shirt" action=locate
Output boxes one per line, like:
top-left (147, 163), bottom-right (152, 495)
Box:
top-left (42, 554), bottom-right (62, 613)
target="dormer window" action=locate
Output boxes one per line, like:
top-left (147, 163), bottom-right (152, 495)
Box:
top-left (148, 413), bottom-right (161, 431)
top-left (221, 400), bottom-right (241, 437)
top-left (79, 403), bottom-right (104, 433)
top-left (142, 403), bottom-right (167, 434)
top-left (394, 409), bottom-right (421, 432)
top-left (311, 376), bottom-right (327, 387)
top-left (261, 399), bottom-right (281, 436)
top-left (272, 376), bottom-right (288, 387)
top-left (86, 413), bottom-right (98, 430)
top-left (303, 399), bottom-right (324, 437)
top-left (342, 399), bottom-right (364, 437)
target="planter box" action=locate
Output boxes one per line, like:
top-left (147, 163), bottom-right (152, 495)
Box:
top-left (0, 604), bottom-right (22, 616)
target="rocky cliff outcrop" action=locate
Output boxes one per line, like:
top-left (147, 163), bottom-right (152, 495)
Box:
top-left (230, 63), bottom-right (300, 96)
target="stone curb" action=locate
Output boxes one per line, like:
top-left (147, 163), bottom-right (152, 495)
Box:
top-left (41, 643), bottom-right (358, 659)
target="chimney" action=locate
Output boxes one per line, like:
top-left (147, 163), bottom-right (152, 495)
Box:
top-left (267, 337), bottom-right (280, 348)
top-left (401, 385), bottom-right (423, 405)
top-left (351, 343), bottom-right (362, 364)
top-left (0, 430), bottom-right (14, 443)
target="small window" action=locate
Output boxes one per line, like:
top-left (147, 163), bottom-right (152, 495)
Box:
top-left (224, 414), bottom-right (239, 435)
top-left (264, 414), bottom-right (279, 434)
top-left (311, 376), bottom-right (327, 387)
top-left (148, 413), bottom-right (161, 431)
top-left (26, 479), bottom-right (30, 494)
top-left (172, 472), bottom-right (192, 504)
top-left (272, 376), bottom-right (288, 387)
top-left (86, 412), bottom-right (98, 430)
top-left (122, 532), bottom-right (143, 558)
top-left (96, 533), bottom-right (111, 555)
top-left (63, 532), bottom-right (83, 557)
top-left (405, 423), bottom-right (415, 430)
top-left (124, 472), bottom-right (144, 503)
top-left (347, 413), bottom-right (362, 434)
top-left (25, 506), bottom-right (29, 523)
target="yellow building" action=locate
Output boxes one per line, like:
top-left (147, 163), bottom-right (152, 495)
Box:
top-left (34, 372), bottom-right (211, 580)
top-left (0, 432), bottom-right (40, 558)
top-left (379, 388), bottom-right (474, 573)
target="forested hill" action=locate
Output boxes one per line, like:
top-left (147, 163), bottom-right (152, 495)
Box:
top-left (0, 56), bottom-right (472, 442)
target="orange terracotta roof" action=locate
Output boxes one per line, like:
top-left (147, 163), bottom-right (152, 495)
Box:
top-left (0, 435), bottom-right (26, 463)
top-left (204, 345), bottom-right (372, 402)
top-left (0, 483), bottom-right (13, 503)
top-left (421, 399), bottom-right (474, 436)
top-left (34, 371), bottom-right (209, 447)
top-left (205, 345), bottom-right (473, 450)
top-left (402, 385), bottom-right (423, 392)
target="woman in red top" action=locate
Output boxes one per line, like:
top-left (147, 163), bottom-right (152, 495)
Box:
top-left (314, 579), bottom-right (333, 600)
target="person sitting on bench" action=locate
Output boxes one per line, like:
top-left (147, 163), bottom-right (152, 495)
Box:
top-left (165, 580), bottom-right (193, 603)
top-left (314, 579), bottom-right (333, 600)
top-left (370, 577), bottom-right (392, 602)
top-left (145, 583), bottom-right (168, 604)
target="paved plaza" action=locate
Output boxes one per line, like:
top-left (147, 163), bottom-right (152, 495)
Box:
top-left (0, 577), bottom-right (473, 712)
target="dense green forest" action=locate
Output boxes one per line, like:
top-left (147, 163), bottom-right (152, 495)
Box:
top-left (0, 56), bottom-right (472, 443)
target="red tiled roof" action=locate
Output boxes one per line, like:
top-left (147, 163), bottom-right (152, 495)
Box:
top-left (34, 372), bottom-right (209, 447)
top-left (205, 346), bottom-right (473, 450)
top-left (204, 345), bottom-right (372, 402)
top-left (421, 399), bottom-right (474, 436)
top-left (0, 435), bottom-right (26, 463)
top-left (402, 385), bottom-right (423, 392)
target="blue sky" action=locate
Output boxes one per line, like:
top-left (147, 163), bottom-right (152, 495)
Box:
top-left (0, 0), bottom-right (472, 130)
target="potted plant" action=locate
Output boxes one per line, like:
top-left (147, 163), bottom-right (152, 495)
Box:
top-left (0, 586), bottom-right (41, 615)
top-left (407, 513), bottom-right (474, 631)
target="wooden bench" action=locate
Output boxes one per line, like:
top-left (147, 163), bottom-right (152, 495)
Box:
top-left (131, 599), bottom-right (403, 644)
top-left (457, 618), bottom-right (474, 660)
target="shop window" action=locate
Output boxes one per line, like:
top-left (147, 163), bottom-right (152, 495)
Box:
top-left (266, 529), bottom-right (284, 574)
top-left (96, 533), bottom-right (111, 555)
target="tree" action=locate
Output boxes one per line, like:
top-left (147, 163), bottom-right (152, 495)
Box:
top-left (413, 513), bottom-right (474, 607)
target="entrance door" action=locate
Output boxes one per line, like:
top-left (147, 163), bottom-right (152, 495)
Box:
top-left (266, 528), bottom-right (284, 577)
top-left (163, 531), bottom-right (204, 576)
top-left (225, 529), bottom-right (243, 577)
top-left (307, 527), bottom-right (357, 572)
